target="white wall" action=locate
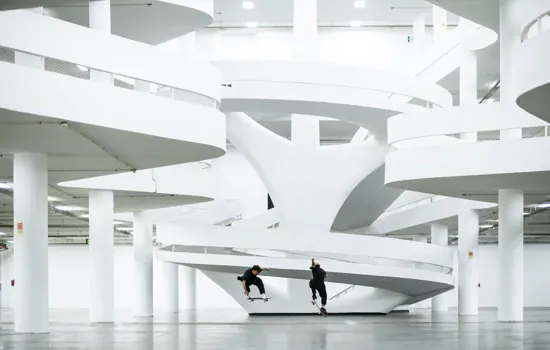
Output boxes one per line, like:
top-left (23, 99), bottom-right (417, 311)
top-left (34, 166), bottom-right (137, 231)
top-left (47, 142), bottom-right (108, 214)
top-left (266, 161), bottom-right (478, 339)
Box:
top-left (195, 27), bottom-right (447, 75)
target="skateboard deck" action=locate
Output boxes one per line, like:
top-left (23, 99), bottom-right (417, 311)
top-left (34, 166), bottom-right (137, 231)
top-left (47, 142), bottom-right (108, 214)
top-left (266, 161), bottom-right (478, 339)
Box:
top-left (248, 297), bottom-right (272, 302)
top-left (312, 300), bottom-right (328, 317)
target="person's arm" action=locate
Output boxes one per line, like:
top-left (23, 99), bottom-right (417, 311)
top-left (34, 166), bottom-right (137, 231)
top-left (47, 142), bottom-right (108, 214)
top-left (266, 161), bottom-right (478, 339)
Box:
top-left (311, 258), bottom-right (316, 268)
top-left (242, 280), bottom-right (248, 295)
top-left (261, 267), bottom-right (270, 271)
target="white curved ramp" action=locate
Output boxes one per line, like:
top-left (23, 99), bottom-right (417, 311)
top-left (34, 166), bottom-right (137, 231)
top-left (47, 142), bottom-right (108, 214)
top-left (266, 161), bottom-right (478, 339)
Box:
top-left (0, 4), bottom-right (225, 186)
top-left (156, 223), bottom-right (454, 314)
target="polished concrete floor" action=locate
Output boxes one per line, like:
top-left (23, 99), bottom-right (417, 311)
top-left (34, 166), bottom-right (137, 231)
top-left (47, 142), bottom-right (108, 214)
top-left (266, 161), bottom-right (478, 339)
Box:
top-left (1, 308), bottom-right (549, 349)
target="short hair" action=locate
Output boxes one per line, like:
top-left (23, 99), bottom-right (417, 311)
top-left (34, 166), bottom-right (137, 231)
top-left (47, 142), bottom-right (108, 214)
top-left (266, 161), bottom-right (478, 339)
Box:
top-left (252, 265), bottom-right (261, 271)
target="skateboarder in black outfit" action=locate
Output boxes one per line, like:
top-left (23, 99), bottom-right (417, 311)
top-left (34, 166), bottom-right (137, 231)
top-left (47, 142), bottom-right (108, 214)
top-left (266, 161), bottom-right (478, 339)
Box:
top-left (310, 258), bottom-right (328, 315)
top-left (238, 265), bottom-right (270, 300)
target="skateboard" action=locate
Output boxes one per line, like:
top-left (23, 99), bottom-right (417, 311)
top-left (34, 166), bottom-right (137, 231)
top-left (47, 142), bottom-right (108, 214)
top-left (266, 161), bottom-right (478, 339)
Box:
top-left (312, 300), bottom-right (328, 317)
top-left (248, 297), bottom-right (272, 303)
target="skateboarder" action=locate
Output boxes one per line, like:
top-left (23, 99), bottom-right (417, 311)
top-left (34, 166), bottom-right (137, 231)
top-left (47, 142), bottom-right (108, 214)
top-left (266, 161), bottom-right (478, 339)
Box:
top-left (310, 258), bottom-right (328, 315)
top-left (238, 265), bottom-right (270, 300)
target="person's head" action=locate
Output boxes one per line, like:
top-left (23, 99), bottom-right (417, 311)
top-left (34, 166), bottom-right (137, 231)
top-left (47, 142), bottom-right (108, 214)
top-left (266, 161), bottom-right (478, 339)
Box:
top-left (252, 265), bottom-right (261, 275)
top-left (315, 262), bottom-right (320, 268)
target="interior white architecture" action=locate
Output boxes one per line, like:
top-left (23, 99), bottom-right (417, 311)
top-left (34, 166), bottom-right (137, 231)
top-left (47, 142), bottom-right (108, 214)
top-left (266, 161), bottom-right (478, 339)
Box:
top-left (1, 0), bottom-right (550, 348)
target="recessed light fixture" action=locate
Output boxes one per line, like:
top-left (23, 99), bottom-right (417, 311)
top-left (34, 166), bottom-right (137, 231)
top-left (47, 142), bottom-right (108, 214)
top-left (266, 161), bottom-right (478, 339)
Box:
top-left (76, 65), bottom-right (89, 72)
top-left (80, 213), bottom-right (90, 218)
top-left (55, 205), bottom-right (86, 211)
top-left (113, 220), bottom-right (127, 225)
top-left (242, 1), bottom-right (254, 9)
top-left (246, 21), bottom-right (258, 28)
top-left (354, 0), bottom-right (366, 8)
top-left (480, 224), bottom-right (494, 229)
top-left (7, 240), bottom-right (13, 244)
top-left (538, 202), bottom-right (550, 208)
top-left (117, 227), bottom-right (134, 232)
top-left (350, 21), bottom-right (362, 28)
top-left (0, 232), bottom-right (6, 236)
top-left (0, 182), bottom-right (12, 189)
top-left (48, 196), bottom-right (61, 202)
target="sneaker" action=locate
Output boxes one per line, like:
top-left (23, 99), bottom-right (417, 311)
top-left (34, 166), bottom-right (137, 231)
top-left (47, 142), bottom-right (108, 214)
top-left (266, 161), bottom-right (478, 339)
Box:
top-left (320, 307), bottom-right (327, 315)
top-left (261, 294), bottom-right (268, 300)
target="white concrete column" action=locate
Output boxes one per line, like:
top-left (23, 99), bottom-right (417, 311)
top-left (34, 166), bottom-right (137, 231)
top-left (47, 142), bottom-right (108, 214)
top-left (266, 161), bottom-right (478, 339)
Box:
top-left (459, 23), bottom-right (478, 141)
top-left (180, 266), bottom-right (197, 310)
top-left (458, 202), bottom-right (479, 316)
top-left (412, 235), bottom-right (430, 309)
top-left (431, 224), bottom-right (449, 312)
top-left (498, 189), bottom-right (524, 321)
top-left (293, 0), bottom-right (318, 61)
top-left (133, 212), bottom-right (153, 317)
top-left (13, 153), bottom-right (48, 333)
top-left (89, 190), bottom-right (114, 323)
top-left (499, 0), bottom-right (522, 140)
top-left (432, 5), bottom-right (448, 46)
top-left (291, 114), bottom-right (319, 149)
top-left (413, 16), bottom-right (427, 57)
top-left (134, 80), bottom-right (150, 94)
top-left (14, 7), bottom-right (44, 69)
top-left (89, 0), bottom-right (113, 85)
top-left (162, 261), bottom-right (179, 313)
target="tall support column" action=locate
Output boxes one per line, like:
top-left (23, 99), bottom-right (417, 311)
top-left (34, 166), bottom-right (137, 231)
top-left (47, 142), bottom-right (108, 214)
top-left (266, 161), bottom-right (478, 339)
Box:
top-left (180, 266), bottom-right (197, 310)
top-left (413, 16), bottom-right (427, 58)
top-left (431, 224), bottom-right (449, 312)
top-left (13, 153), bottom-right (48, 333)
top-left (458, 202), bottom-right (479, 316)
top-left (412, 235), bottom-right (430, 309)
top-left (162, 262), bottom-right (179, 313)
top-left (133, 212), bottom-right (153, 317)
top-left (291, 114), bottom-right (319, 149)
top-left (89, 191), bottom-right (114, 323)
top-left (432, 5), bottom-right (448, 46)
top-left (499, 0), bottom-right (521, 140)
top-left (292, 0), bottom-right (319, 138)
top-left (14, 7), bottom-right (44, 69)
top-left (292, 0), bottom-right (318, 61)
top-left (89, 0), bottom-right (113, 85)
top-left (498, 189), bottom-right (524, 321)
top-left (459, 18), bottom-right (478, 141)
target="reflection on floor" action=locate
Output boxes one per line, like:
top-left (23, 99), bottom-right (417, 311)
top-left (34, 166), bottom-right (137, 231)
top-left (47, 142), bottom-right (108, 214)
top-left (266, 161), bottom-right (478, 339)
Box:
top-left (1, 308), bottom-right (549, 349)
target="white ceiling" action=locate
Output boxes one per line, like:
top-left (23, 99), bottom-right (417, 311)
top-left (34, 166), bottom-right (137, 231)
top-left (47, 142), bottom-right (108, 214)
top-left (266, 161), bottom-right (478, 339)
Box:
top-left (212, 0), bottom-right (460, 27)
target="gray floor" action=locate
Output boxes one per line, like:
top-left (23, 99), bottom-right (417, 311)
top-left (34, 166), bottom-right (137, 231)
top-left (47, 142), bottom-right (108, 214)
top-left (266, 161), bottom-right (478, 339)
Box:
top-left (1, 308), bottom-right (549, 349)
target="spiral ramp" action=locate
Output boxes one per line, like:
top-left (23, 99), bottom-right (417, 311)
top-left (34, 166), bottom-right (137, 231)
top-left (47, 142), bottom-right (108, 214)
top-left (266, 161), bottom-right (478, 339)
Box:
top-left (147, 59), bottom-right (461, 315)
top-left (385, 0), bottom-right (550, 204)
top-left (0, 2), bottom-right (225, 200)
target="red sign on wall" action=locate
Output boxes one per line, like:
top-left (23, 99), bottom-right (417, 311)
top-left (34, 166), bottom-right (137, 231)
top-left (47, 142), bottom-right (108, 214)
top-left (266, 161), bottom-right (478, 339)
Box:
top-left (17, 223), bottom-right (22, 231)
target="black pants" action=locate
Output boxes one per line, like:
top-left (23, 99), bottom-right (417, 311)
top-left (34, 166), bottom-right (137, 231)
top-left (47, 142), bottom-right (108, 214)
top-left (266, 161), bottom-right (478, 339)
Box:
top-left (245, 277), bottom-right (265, 294)
top-left (310, 279), bottom-right (327, 306)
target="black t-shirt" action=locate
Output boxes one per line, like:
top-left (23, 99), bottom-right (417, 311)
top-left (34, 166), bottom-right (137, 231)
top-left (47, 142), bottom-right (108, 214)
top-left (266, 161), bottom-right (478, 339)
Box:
top-left (310, 265), bottom-right (326, 284)
top-left (242, 268), bottom-right (261, 281)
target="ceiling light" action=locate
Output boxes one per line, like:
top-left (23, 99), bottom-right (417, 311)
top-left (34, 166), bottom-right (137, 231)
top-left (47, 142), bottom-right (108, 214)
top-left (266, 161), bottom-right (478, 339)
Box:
top-left (48, 196), bottom-right (61, 202)
top-left (76, 65), bottom-right (89, 72)
top-left (350, 21), bottom-right (362, 28)
top-left (354, 0), bottom-right (366, 8)
top-left (242, 1), bottom-right (254, 9)
top-left (80, 213), bottom-right (90, 218)
top-left (55, 205), bottom-right (86, 211)
top-left (117, 227), bottom-right (134, 232)
top-left (0, 232), bottom-right (6, 236)
top-left (0, 182), bottom-right (12, 189)
top-left (480, 224), bottom-right (494, 229)
top-left (7, 240), bottom-right (13, 244)
top-left (113, 220), bottom-right (127, 225)
top-left (538, 202), bottom-right (550, 208)
top-left (246, 22), bottom-right (258, 28)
